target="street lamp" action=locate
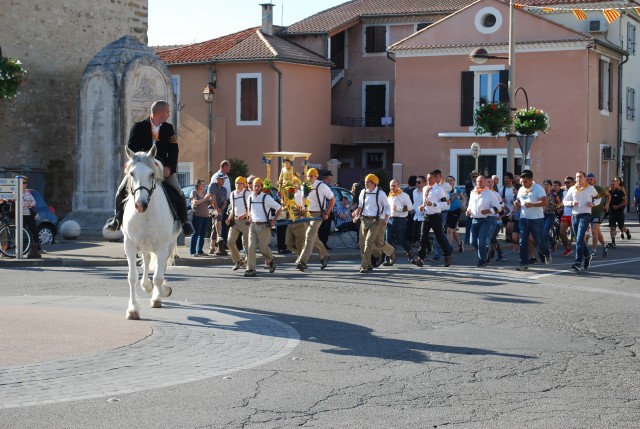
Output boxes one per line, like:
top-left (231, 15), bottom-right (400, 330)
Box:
top-left (469, 0), bottom-right (517, 174)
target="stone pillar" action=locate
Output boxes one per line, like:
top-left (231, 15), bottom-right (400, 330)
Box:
top-left (392, 162), bottom-right (403, 183)
top-left (326, 159), bottom-right (341, 186)
top-left (68, 36), bottom-right (175, 237)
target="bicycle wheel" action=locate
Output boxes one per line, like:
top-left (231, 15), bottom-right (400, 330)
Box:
top-left (0, 224), bottom-right (32, 258)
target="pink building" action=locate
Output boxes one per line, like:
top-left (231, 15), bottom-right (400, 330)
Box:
top-left (389, 0), bottom-right (624, 184)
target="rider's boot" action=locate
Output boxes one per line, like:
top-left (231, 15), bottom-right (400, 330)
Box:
top-left (105, 187), bottom-right (127, 232)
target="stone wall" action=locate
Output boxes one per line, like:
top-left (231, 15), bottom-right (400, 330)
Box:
top-left (0, 0), bottom-right (148, 214)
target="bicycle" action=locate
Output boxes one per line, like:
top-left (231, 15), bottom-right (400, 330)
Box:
top-left (0, 200), bottom-right (33, 258)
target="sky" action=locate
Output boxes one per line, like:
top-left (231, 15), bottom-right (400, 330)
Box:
top-left (148, 0), bottom-right (347, 46)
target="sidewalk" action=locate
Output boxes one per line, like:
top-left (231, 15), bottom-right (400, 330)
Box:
top-left (0, 234), bottom-right (362, 268)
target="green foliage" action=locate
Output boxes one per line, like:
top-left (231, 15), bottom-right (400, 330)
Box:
top-left (374, 169), bottom-right (390, 194)
top-left (473, 102), bottom-right (511, 136)
top-left (514, 107), bottom-right (549, 135)
top-left (228, 157), bottom-right (249, 186)
top-left (0, 56), bottom-right (27, 100)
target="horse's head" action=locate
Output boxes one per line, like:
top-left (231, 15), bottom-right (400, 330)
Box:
top-left (125, 145), bottom-right (164, 213)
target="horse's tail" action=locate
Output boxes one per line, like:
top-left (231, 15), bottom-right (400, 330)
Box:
top-left (149, 240), bottom-right (178, 271)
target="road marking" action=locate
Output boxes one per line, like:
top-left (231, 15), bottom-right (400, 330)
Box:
top-left (529, 257), bottom-right (640, 280)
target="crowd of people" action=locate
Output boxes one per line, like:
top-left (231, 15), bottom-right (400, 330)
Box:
top-left (104, 101), bottom-right (636, 277)
top-left (185, 160), bottom-right (636, 277)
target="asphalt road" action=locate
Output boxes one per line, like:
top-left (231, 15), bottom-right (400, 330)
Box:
top-left (1, 239), bottom-right (639, 428)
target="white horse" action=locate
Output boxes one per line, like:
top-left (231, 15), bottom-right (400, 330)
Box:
top-left (122, 145), bottom-right (180, 320)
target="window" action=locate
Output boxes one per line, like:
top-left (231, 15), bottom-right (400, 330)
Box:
top-left (460, 68), bottom-right (508, 126)
top-left (176, 162), bottom-right (193, 188)
top-left (627, 87), bottom-right (636, 120)
top-left (599, 58), bottom-right (613, 113)
top-left (236, 73), bottom-right (262, 126)
top-left (364, 25), bottom-right (387, 53)
top-left (416, 23), bottom-right (429, 31)
top-left (628, 22), bottom-right (637, 55)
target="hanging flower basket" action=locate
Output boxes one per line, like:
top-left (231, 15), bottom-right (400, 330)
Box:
top-left (0, 55), bottom-right (27, 100)
top-left (514, 107), bottom-right (549, 135)
top-left (473, 102), bottom-right (511, 136)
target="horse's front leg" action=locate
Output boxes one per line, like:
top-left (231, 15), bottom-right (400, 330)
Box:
top-left (124, 239), bottom-right (140, 320)
top-left (150, 249), bottom-right (172, 308)
top-left (140, 251), bottom-right (153, 293)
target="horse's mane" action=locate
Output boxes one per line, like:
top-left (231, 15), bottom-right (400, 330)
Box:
top-left (125, 152), bottom-right (165, 182)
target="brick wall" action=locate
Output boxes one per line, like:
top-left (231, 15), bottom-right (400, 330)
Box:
top-left (0, 0), bottom-right (148, 214)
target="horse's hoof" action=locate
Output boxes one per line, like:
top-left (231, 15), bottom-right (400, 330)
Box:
top-left (150, 300), bottom-right (162, 308)
top-left (126, 310), bottom-right (140, 320)
top-left (165, 287), bottom-right (172, 298)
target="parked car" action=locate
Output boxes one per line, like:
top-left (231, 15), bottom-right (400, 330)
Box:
top-left (1, 189), bottom-right (59, 246)
top-left (182, 185), bottom-right (195, 210)
top-left (331, 186), bottom-right (353, 204)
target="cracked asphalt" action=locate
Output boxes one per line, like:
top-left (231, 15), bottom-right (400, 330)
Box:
top-left (0, 229), bottom-right (639, 428)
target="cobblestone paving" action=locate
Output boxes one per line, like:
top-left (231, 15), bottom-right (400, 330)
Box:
top-left (0, 296), bottom-right (300, 409)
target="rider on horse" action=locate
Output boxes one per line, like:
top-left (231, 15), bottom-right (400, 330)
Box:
top-left (105, 100), bottom-right (195, 237)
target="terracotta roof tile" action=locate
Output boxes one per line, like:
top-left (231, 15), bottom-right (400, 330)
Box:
top-left (515, 0), bottom-right (617, 5)
top-left (156, 28), bottom-right (332, 67)
top-left (281, 0), bottom-right (477, 35)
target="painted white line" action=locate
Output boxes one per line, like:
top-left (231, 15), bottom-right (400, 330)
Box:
top-left (529, 257), bottom-right (640, 280)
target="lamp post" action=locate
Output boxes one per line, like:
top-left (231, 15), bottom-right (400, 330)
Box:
top-left (202, 81), bottom-right (216, 177)
top-left (469, 0), bottom-right (516, 174)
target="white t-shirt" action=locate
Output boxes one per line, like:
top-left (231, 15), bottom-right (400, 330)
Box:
top-left (516, 183), bottom-right (546, 219)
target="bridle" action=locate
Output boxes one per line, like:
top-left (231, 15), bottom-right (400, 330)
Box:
top-left (128, 160), bottom-right (158, 205)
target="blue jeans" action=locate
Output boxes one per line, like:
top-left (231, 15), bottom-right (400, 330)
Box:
top-left (572, 213), bottom-right (591, 265)
top-left (464, 215), bottom-right (472, 245)
top-left (543, 213), bottom-right (555, 249)
top-left (190, 215), bottom-right (209, 254)
top-left (470, 217), bottom-right (493, 264)
top-left (519, 217), bottom-right (549, 265)
top-left (386, 217), bottom-right (411, 254)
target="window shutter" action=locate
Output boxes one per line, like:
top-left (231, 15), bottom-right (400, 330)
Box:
top-left (240, 78), bottom-right (258, 121)
top-left (461, 71), bottom-right (474, 126)
top-left (375, 26), bottom-right (387, 52)
top-left (608, 62), bottom-right (614, 112)
top-left (598, 59), bottom-right (604, 111)
top-left (499, 70), bottom-right (509, 103)
top-left (365, 26), bottom-right (374, 53)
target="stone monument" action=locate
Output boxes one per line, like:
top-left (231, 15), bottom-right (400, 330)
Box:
top-left (67, 36), bottom-right (175, 236)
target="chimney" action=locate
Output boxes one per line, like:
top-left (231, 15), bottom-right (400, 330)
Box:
top-left (260, 3), bottom-right (274, 36)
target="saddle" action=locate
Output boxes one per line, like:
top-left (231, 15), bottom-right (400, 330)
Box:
top-left (161, 182), bottom-right (180, 221)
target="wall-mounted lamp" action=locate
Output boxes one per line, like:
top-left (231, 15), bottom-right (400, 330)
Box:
top-left (202, 82), bottom-right (215, 103)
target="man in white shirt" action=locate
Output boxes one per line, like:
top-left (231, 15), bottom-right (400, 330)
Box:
top-left (285, 178), bottom-right (329, 267)
top-left (432, 169), bottom-right (453, 260)
top-left (295, 168), bottom-right (335, 272)
top-left (563, 170), bottom-right (598, 272)
top-left (500, 172), bottom-right (516, 240)
top-left (244, 178), bottom-right (282, 277)
top-left (353, 173), bottom-right (395, 273)
top-left (413, 172), bottom-right (452, 267)
top-left (466, 175), bottom-right (502, 267)
top-left (384, 179), bottom-right (414, 265)
top-left (514, 169), bottom-right (551, 271)
top-left (412, 175), bottom-right (426, 248)
top-left (226, 176), bottom-right (251, 270)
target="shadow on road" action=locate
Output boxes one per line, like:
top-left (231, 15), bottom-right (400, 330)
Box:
top-left (159, 302), bottom-right (535, 364)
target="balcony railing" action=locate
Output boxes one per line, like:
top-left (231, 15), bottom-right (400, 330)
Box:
top-left (331, 116), bottom-right (393, 127)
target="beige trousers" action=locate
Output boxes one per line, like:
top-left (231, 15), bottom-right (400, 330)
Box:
top-left (359, 218), bottom-right (394, 268)
top-left (286, 222), bottom-right (328, 259)
top-left (247, 223), bottom-right (273, 271)
top-left (296, 216), bottom-right (323, 264)
top-left (227, 220), bottom-right (249, 264)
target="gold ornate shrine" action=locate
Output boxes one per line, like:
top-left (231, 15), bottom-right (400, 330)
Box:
top-left (262, 152), bottom-right (313, 221)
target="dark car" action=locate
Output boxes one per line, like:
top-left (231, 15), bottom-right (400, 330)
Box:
top-left (28, 190), bottom-right (58, 246)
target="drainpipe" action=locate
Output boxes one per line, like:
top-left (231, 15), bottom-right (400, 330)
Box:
top-left (386, 51), bottom-right (396, 62)
top-left (617, 51), bottom-right (629, 178)
top-left (269, 61), bottom-right (282, 154)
